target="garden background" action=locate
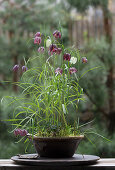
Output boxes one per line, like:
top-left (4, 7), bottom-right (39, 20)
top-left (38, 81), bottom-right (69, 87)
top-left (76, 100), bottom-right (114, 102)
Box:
top-left (0, 0), bottom-right (115, 158)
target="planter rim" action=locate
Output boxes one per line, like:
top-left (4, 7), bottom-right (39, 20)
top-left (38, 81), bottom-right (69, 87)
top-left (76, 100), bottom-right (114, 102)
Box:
top-left (27, 134), bottom-right (84, 140)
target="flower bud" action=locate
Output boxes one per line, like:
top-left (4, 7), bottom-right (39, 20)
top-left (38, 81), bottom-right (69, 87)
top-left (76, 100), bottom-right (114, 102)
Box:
top-left (53, 30), bottom-right (61, 39)
top-left (13, 65), bottom-right (19, 72)
top-left (14, 129), bottom-right (21, 136)
top-left (34, 32), bottom-right (41, 37)
top-left (70, 57), bottom-right (77, 64)
top-left (49, 44), bottom-right (57, 52)
top-left (69, 67), bottom-right (77, 74)
top-left (34, 37), bottom-right (41, 45)
top-left (82, 57), bottom-right (88, 63)
top-left (22, 66), bottom-right (28, 72)
top-left (20, 129), bottom-right (28, 136)
top-left (14, 129), bottom-right (28, 137)
top-left (46, 39), bottom-right (52, 48)
top-left (63, 53), bottom-right (71, 61)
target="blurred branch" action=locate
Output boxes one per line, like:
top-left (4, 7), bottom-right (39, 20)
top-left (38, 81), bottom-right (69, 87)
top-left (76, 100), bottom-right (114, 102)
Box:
top-left (0, 0), bottom-right (5, 5)
top-left (0, 82), bottom-right (6, 89)
top-left (83, 88), bottom-right (109, 118)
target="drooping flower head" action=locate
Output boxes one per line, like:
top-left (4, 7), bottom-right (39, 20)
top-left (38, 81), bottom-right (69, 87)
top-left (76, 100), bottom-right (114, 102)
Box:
top-left (49, 44), bottom-right (57, 52)
top-left (22, 66), bottom-right (28, 72)
top-left (13, 65), bottom-right (19, 72)
top-left (20, 129), bottom-right (28, 136)
top-left (69, 67), bottom-right (77, 74)
top-left (82, 57), bottom-right (88, 63)
top-left (55, 67), bottom-right (63, 75)
top-left (53, 30), bottom-right (61, 39)
top-left (34, 32), bottom-right (41, 37)
top-left (34, 36), bottom-right (41, 45)
top-left (49, 44), bottom-right (57, 55)
top-left (52, 48), bottom-right (62, 54)
top-left (49, 44), bottom-right (62, 55)
top-left (46, 39), bottom-right (52, 48)
top-left (14, 129), bottom-right (28, 137)
top-left (38, 47), bottom-right (45, 53)
top-left (63, 53), bottom-right (71, 61)
top-left (70, 57), bottom-right (77, 64)
top-left (14, 129), bottom-right (21, 136)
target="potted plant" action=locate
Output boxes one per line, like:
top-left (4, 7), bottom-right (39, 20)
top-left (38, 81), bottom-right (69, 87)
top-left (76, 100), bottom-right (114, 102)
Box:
top-left (4, 30), bottom-right (100, 158)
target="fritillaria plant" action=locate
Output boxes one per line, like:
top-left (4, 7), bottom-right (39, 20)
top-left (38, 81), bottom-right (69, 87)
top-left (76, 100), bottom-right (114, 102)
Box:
top-left (9, 30), bottom-right (89, 138)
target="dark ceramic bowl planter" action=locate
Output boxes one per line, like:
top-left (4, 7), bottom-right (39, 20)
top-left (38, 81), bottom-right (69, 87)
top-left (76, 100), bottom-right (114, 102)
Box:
top-left (27, 135), bottom-right (84, 158)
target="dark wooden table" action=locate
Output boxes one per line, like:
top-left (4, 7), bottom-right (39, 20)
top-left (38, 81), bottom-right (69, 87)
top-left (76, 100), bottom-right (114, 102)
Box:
top-left (0, 159), bottom-right (115, 170)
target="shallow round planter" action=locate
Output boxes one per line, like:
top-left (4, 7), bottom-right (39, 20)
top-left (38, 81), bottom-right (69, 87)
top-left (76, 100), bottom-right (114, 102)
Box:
top-left (27, 135), bottom-right (84, 158)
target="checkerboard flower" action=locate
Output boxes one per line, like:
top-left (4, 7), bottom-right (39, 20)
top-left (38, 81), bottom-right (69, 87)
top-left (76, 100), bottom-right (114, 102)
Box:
top-left (35, 32), bottom-right (41, 37)
top-left (22, 66), bottom-right (28, 72)
top-left (63, 53), bottom-right (71, 61)
top-left (34, 36), bottom-right (41, 45)
top-left (14, 129), bottom-right (28, 137)
top-left (53, 30), bottom-right (61, 39)
top-left (13, 65), bottom-right (19, 72)
top-left (70, 57), bottom-right (77, 64)
top-left (46, 39), bottom-right (52, 48)
top-left (82, 57), bottom-right (88, 63)
top-left (69, 67), bottom-right (77, 74)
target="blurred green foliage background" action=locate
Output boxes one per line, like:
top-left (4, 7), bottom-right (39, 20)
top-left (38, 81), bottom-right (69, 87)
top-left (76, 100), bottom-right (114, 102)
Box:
top-left (0, 0), bottom-right (115, 158)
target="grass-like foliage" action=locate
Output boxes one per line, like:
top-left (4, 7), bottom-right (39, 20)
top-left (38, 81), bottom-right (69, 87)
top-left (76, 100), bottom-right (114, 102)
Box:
top-left (2, 30), bottom-right (101, 138)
